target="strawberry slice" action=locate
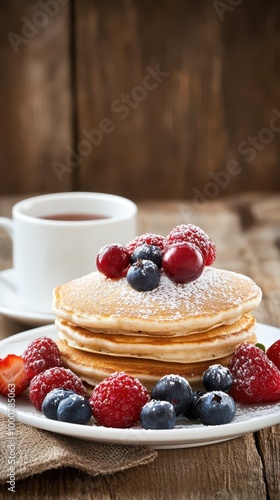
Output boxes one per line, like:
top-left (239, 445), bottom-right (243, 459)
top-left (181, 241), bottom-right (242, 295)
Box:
top-left (0, 354), bottom-right (30, 397)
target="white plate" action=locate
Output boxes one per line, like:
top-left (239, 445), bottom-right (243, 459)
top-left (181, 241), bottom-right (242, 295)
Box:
top-left (0, 323), bottom-right (280, 449)
top-left (0, 269), bottom-right (54, 325)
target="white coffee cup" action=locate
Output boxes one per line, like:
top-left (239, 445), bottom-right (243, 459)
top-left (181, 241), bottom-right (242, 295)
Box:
top-left (0, 192), bottom-right (137, 313)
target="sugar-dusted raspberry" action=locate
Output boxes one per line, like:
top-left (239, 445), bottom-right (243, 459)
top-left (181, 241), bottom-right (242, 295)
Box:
top-left (166, 224), bottom-right (216, 266)
top-left (29, 367), bottom-right (86, 410)
top-left (89, 372), bottom-right (150, 428)
top-left (229, 343), bottom-right (280, 403)
top-left (266, 339), bottom-right (280, 370)
top-left (23, 336), bottom-right (62, 379)
top-left (126, 233), bottom-right (166, 255)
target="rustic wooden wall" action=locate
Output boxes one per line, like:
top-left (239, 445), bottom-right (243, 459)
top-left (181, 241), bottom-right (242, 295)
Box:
top-left (0, 0), bottom-right (73, 193)
top-left (0, 0), bottom-right (280, 200)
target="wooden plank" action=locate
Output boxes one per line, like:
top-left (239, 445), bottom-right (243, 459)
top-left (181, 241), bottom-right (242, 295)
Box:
top-left (222, 0), bottom-right (280, 195)
top-left (0, 1), bottom-right (279, 198)
top-left (75, 0), bottom-right (226, 200)
top-left (104, 436), bottom-right (267, 500)
top-left (257, 426), bottom-right (280, 500)
top-left (0, 436), bottom-right (267, 500)
top-left (0, 0), bottom-right (73, 194)
top-left (75, 0), bottom-right (280, 200)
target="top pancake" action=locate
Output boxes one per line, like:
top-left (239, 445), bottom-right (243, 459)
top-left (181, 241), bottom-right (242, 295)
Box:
top-left (52, 267), bottom-right (262, 336)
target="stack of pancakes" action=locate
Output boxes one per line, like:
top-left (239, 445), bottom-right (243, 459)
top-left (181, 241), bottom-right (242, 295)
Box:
top-left (53, 267), bottom-right (262, 391)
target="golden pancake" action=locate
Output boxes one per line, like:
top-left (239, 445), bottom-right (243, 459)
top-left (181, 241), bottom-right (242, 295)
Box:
top-left (57, 337), bottom-right (256, 391)
top-left (56, 314), bottom-right (256, 363)
top-left (53, 268), bottom-right (262, 336)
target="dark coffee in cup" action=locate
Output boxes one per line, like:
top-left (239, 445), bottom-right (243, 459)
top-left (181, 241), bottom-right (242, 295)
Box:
top-left (39, 213), bottom-right (110, 221)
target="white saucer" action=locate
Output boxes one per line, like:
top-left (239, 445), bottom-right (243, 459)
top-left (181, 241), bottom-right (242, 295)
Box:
top-left (0, 269), bottom-right (54, 326)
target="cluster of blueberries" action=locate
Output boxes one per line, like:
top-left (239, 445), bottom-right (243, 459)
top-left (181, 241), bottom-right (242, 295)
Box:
top-left (42, 364), bottom-right (235, 429)
top-left (127, 244), bottom-right (163, 291)
top-left (42, 390), bottom-right (92, 424)
top-left (140, 364), bottom-right (236, 429)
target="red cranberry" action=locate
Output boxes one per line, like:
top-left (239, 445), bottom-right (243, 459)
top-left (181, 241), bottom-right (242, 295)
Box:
top-left (96, 244), bottom-right (130, 278)
top-left (162, 242), bottom-right (205, 284)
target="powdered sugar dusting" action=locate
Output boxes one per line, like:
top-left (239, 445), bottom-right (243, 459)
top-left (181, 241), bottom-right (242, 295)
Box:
top-left (53, 266), bottom-right (262, 332)
top-left (89, 267), bottom-right (261, 320)
top-left (174, 400), bottom-right (280, 428)
top-left (94, 401), bottom-right (280, 431)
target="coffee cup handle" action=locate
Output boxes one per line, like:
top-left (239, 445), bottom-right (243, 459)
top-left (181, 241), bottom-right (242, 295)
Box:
top-left (0, 218), bottom-right (14, 240)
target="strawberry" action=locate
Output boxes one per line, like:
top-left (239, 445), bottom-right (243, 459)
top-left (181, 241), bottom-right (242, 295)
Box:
top-left (266, 339), bottom-right (280, 370)
top-left (0, 354), bottom-right (30, 397)
top-left (229, 343), bottom-right (280, 403)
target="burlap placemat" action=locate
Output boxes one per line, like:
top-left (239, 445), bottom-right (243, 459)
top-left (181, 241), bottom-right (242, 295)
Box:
top-left (0, 414), bottom-right (157, 483)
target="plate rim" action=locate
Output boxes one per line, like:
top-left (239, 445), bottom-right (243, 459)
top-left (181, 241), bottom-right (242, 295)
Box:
top-left (0, 322), bottom-right (280, 449)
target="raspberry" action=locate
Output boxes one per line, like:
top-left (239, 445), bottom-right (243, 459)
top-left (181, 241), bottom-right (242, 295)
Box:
top-left (126, 233), bottom-right (166, 255)
top-left (23, 336), bottom-right (62, 379)
top-left (89, 372), bottom-right (150, 428)
top-left (166, 224), bottom-right (216, 266)
top-left (229, 343), bottom-right (280, 403)
top-left (29, 367), bottom-right (86, 410)
top-left (96, 244), bottom-right (130, 278)
top-left (266, 339), bottom-right (280, 370)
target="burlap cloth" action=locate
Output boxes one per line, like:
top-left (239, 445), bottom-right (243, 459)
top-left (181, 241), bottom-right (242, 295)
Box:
top-left (0, 414), bottom-right (157, 483)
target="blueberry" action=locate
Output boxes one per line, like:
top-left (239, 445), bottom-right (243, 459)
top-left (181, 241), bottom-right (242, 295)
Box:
top-left (203, 364), bottom-right (233, 393)
top-left (131, 245), bottom-right (162, 269)
top-left (140, 400), bottom-right (176, 429)
top-left (183, 390), bottom-right (205, 420)
top-left (57, 394), bottom-right (92, 424)
top-left (196, 391), bottom-right (236, 426)
top-left (42, 388), bottom-right (76, 420)
top-left (126, 259), bottom-right (160, 291)
top-left (151, 374), bottom-right (192, 415)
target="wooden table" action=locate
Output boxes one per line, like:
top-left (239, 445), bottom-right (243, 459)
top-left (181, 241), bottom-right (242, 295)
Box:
top-left (0, 193), bottom-right (280, 499)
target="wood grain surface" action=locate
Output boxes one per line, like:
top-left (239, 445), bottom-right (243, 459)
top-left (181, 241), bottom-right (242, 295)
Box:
top-left (0, 192), bottom-right (279, 499)
top-left (0, 0), bottom-right (73, 193)
top-left (0, 1), bottom-right (280, 198)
